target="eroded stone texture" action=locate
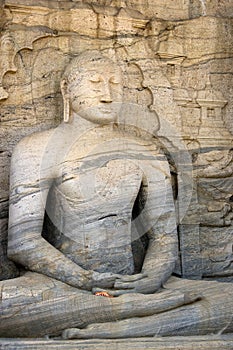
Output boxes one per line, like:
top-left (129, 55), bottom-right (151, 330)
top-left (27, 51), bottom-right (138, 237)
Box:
top-left (0, 0), bottom-right (232, 280)
top-left (0, 0), bottom-right (232, 343)
top-left (1, 336), bottom-right (233, 350)
top-left (0, 50), bottom-right (232, 340)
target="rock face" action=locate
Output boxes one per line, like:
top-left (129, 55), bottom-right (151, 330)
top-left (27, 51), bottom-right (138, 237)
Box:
top-left (1, 48), bottom-right (233, 341)
top-left (0, 0), bottom-right (232, 344)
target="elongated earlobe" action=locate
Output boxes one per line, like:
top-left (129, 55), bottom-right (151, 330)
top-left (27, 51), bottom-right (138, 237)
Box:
top-left (63, 95), bottom-right (70, 123)
top-left (61, 79), bottom-right (70, 123)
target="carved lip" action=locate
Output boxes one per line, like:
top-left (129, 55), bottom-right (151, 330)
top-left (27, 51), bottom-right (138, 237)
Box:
top-left (98, 108), bottom-right (113, 114)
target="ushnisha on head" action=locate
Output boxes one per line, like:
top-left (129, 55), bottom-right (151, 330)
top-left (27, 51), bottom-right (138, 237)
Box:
top-left (61, 50), bottom-right (123, 124)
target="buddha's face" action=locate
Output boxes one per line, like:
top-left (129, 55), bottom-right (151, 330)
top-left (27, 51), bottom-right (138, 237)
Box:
top-left (67, 60), bottom-right (123, 124)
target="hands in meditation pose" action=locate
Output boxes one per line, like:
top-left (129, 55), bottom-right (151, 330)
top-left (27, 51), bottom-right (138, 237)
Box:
top-left (1, 50), bottom-right (233, 339)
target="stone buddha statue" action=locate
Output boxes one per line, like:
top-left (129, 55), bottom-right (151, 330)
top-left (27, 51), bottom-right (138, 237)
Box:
top-left (0, 50), bottom-right (232, 339)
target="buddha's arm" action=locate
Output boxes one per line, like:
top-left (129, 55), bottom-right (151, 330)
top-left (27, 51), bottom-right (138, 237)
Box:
top-left (7, 134), bottom-right (118, 290)
top-left (114, 158), bottom-right (178, 294)
top-left (140, 219), bottom-right (178, 291)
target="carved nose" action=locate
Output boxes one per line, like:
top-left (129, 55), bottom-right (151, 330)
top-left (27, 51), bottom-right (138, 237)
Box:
top-left (100, 83), bottom-right (112, 103)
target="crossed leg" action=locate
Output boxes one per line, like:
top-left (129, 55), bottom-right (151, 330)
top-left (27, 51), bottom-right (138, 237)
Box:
top-left (0, 272), bottom-right (199, 338)
top-left (63, 277), bottom-right (233, 339)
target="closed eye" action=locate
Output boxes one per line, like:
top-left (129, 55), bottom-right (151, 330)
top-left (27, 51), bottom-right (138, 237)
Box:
top-left (110, 77), bottom-right (121, 84)
top-left (90, 75), bottom-right (101, 83)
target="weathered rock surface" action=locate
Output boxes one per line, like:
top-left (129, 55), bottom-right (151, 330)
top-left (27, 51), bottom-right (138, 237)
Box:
top-left (1, 0), bottom-right (232, 281)
top-left (0, 0), bottom-right (232, 346)
top-left (1, 335), bottom-right (233, 350)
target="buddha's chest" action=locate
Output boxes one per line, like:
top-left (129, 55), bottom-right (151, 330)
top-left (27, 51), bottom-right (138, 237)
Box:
top-left (56, 158), bottom-right (143, 211)
top-left (50, 158), bottom-right (143, 274)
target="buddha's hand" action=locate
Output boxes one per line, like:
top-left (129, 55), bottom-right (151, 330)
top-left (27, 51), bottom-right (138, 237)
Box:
top-left (91, 271), bottom-right (123, 289)
top-left (92, 272), bottom-right (154, 296)
top-left (113, 272), bottom-right (161, 294)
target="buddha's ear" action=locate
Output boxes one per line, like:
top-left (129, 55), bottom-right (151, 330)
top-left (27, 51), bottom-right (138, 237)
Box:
top-left (60, 79), bottom-right (68, 96)
top-left (60, 79), bottom-right (70, 123)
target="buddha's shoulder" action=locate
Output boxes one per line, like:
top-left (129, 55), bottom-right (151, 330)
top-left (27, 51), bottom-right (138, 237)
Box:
top-left (14, 128), bottom-right (56, 152)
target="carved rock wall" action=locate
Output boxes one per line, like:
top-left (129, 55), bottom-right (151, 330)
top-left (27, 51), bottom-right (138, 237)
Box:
top-left (0, 0), bottom-right (232, 280)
